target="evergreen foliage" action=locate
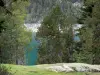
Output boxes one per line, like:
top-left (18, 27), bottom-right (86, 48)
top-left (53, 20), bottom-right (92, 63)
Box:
top-left (36, 0), bottom-right (100, 64)
top-left (75, 0), bottom-right (100, 64)
top-left (0, 0), bottom-right (32, 64)
top-left (37, 5), bottom-right (75, 64)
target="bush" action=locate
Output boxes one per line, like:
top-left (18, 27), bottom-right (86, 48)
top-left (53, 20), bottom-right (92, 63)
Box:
top-left (0, 65), bottom-right (12, 75)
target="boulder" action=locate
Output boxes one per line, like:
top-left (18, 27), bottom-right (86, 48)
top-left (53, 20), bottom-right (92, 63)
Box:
top-left (45, 63), bottom-right (100, 72)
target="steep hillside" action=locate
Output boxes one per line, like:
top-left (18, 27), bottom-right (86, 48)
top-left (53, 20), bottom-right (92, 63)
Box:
top-left (25, 0), bottom-right (82, 23)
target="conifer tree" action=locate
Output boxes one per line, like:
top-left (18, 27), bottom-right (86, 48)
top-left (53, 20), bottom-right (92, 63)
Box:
top-left (77, 0), bottom-right (100, 64)
top-left (37, 5), bottom-right (75, 63)
top-left (0, 0), bottom-right (32, 64)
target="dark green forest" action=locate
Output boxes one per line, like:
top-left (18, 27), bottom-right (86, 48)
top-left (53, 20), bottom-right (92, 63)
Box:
top-left (35, 0), bottom-right (100, 64)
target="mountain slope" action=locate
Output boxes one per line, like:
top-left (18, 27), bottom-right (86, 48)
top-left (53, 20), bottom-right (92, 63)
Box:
top-left (25, 0), bottom-right (82, 23)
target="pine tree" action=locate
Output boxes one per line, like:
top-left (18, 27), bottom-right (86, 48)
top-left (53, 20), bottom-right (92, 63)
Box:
top-left (0, 0), bottom-right (32, 64)
top-left (77, 0), bottom-right (100, 64)
top-left (37, 5), bottom-right (75, 63)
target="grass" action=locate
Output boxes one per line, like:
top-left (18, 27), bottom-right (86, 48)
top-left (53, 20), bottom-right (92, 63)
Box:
top-left (2, 64), bottom-right (100, 75)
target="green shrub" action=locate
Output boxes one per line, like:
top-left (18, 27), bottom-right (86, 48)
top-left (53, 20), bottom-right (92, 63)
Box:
top-left (0, 65), bottom-right (12, 75)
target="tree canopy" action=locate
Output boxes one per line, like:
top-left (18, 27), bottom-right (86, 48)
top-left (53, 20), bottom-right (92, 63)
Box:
top-left (0, 0), bottom-right (32, 64)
